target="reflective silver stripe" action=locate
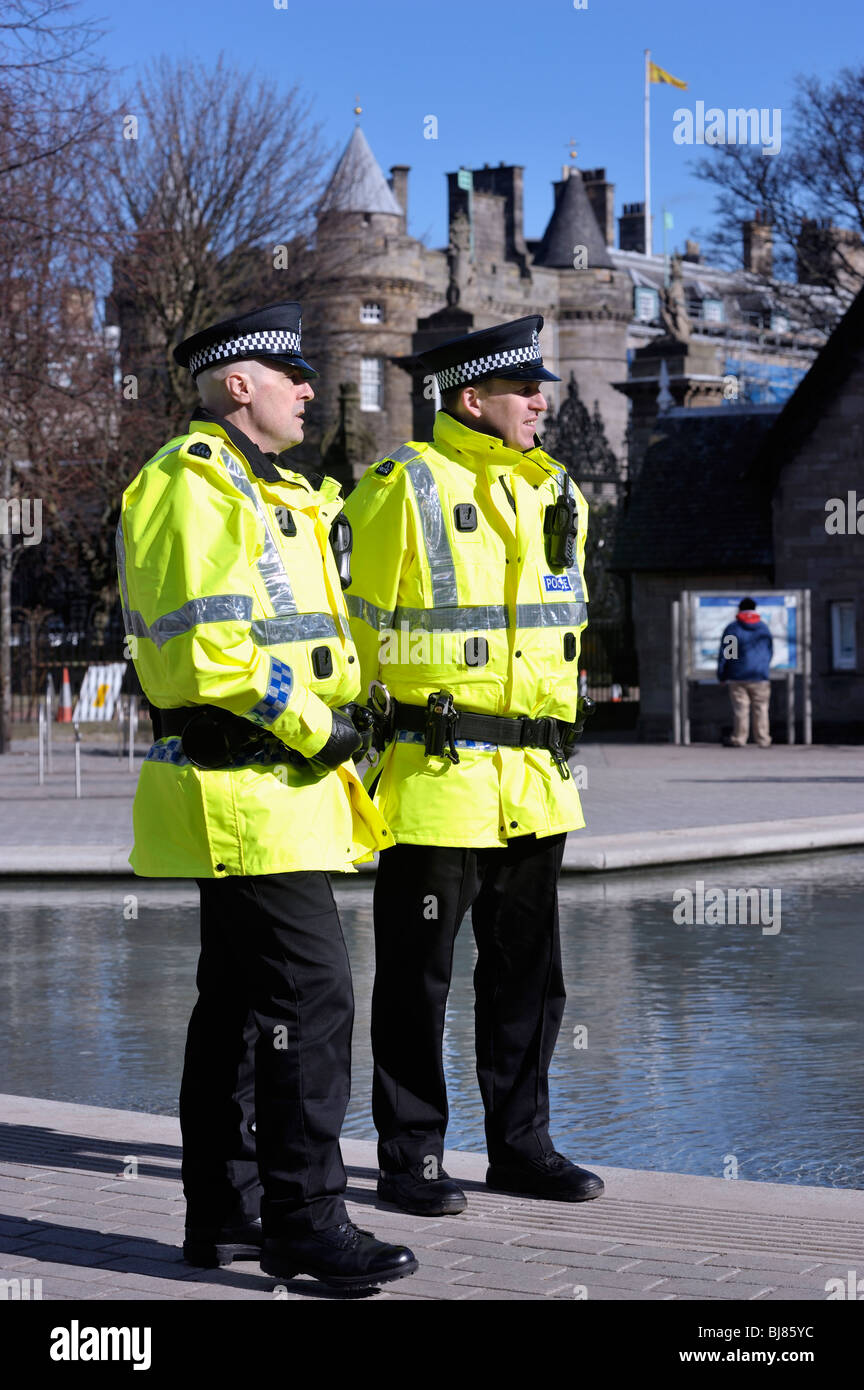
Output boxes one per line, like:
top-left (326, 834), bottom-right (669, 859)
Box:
top-left (151, 595), bottom-right (253, 647)
top-left (555, 468), bottom-right (586, 602)
top-left (516, 601), bottom-right (588, 629)
top-left (346, 594), bottom-right (395, 631)
top-left (116, 521), bottom-right (131, 621)
top-left (219, 445), bottom-right (298, 615)
top-left (391, 605), bottom-right (509, 632)
top-left (148, 442), bottom-right (183, 468)
top-left (251, 613), bottom-right (341, 646)
top-left (387, 601), bottom-right (587, 632)
top-left (118, 516), bottom-right (253, 650)
top-left (405, 459), bottom-right (459, 608)
top-left (389, 444), bottom-right (423, 464)
top-left (121, 593), bottom-right (253, 651)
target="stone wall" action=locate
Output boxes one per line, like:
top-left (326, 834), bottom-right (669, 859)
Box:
top-left (772, 344), bottom-right (864, 737)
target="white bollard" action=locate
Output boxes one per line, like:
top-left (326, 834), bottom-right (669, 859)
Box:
top-left (73, 722), bottom-right (82, 799)
top-left (45, 677), bottom-right (54, 774)
top-left (37, 702), bottom-right (45, 785)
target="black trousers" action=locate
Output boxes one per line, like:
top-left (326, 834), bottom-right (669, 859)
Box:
top-left (371, 832), bottom-right (567, 1173)
top-left (179, 872), bottom-right (353, 1235)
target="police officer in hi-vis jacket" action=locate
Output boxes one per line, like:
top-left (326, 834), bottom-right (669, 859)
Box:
top-left (118, 302), bottom-right (416, 1290)
top-left (344, 317), bottom-right (605, 1215)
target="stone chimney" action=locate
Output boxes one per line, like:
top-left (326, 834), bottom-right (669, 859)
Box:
top-left (62, 286), bottom-right (95, 332)
top-left (796, 218), bottom-right (864, 293)
top-left (619, 202), bottom-right (648, 254)
top-left (389, 165), bottom-right (410, 225)
top-left (742, 210), bottom-right (773, 277)
top-left (582, 167), bottom-right (615, 248)
top-left (683, 239), bottom-right (701, 263)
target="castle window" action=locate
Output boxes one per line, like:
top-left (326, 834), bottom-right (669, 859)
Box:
top-left (702, 297), bottom-right (725, 323)
top-left (634, 286), bottom-right (659, 322)
top-left (360, 357), bottom-right (384, 411)
top-left (360, 302), bottom-right (384, 324)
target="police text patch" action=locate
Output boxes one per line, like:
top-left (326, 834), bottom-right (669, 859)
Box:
top-left (544, 574), bottom-right (572, 593)
top-left (375, 460), bottom-right (395, 476)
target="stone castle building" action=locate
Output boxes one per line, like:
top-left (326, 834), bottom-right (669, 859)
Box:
top-left (299, 124), bottom-right (854, 493)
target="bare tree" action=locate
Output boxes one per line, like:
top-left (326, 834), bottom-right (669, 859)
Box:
top-left (99, 55), bottom-right (345, 444)
top-left (0, 0), bottom-right (113, 752)
top-left (0, 0), bottom-right (108, 177)
top-left (690, 65), bottom-right (864, 322)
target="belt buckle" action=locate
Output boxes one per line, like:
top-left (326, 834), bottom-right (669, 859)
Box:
top-left (518, 716), bottom-right (539, 747)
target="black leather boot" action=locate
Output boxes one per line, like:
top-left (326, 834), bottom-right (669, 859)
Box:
top-left (377, 1167), bottom-right (467, 1216)
top-left (260, 1221), bottom-right (417, 1290)
top-left (486, 1152), bottom-right (605, 1202)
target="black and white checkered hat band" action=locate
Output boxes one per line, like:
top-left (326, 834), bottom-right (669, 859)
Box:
top-left (188, 329), bottom-right (302, 376)
top-left (434, 337), bottom-right (542, 390)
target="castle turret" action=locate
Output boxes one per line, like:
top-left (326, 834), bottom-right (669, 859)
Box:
top-left (535, 167), bottom-right (631, 462)
top-left (304, 126), bottom-right (443, 477)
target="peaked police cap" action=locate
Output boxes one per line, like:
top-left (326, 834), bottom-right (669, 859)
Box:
top-left (418, 315), bottom-right (560, 392)
top-left (174, 301), bottom-right (318, 380)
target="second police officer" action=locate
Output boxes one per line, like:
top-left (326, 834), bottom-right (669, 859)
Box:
top-left (344, 316), bottom-right (605, 1215)
top-left (118, 302), bottom-right (417, 1290)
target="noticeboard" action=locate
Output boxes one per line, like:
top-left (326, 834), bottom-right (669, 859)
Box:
top-left (687, 592), bottom-right (802, 676)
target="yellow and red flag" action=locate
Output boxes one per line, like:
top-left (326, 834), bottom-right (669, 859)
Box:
top-left (648, 61), bottom-right (687, 89)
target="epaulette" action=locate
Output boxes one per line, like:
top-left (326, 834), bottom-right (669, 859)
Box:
top-left (177, 431), bottom-right (221, 466)
top-left (364, 442), bottom-right (427, 483)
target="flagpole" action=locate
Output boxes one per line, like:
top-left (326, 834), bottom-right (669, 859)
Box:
top-left (644, 48), bottom-right (651, 256)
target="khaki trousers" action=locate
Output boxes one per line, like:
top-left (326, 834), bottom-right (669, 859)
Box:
top-left (727, 680), bottom-right (772, 746)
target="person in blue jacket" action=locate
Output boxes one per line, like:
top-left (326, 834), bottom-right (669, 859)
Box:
top-left (716, 597), bottom-right (774, 746)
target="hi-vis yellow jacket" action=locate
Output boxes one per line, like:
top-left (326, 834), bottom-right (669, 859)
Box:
top-left (343, 410), bottom-right (589, 848)
top-left (117, 415), bottom-right (390, 878)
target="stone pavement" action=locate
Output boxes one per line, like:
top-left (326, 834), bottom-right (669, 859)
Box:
top-left (1, 1094), bottom-right (862, 1302)
top-left (0, 734), bottom-right (862, 873)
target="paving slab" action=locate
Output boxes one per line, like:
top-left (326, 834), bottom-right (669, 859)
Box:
top-left (1, 1092), bottom-right (861, 1302)
top-left (1, 741), bottom-right (861, 875)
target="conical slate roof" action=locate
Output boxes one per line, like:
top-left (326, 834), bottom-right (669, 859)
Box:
top-left (319, 126), bottom-right (403, 216)
top-left (533, 169), bottom-right (613, 269)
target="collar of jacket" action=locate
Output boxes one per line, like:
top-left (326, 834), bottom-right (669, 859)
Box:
top-left (188, 408), bottom-right (289, 484)
top-left (433, 410), bottom-right (558, 484)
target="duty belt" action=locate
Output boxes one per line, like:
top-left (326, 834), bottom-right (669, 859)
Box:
top-left (149, 703), bottom-right (302, 770)
top-left (390, 693), bottom-right (588, 780)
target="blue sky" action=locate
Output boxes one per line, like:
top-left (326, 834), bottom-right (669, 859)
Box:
top-left (87, 0), bottom-right (855, 260)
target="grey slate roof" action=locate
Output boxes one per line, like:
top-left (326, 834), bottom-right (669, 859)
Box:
top-left (753, 280), bottom-right (864, 488)
top-left (612, 408), bottom-right (779, 572)
top-left (319, 126), bottom-right (403, 217)
top-left (533, 170), bottom-right (613, 270)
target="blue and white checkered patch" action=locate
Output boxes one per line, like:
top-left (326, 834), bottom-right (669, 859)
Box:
top-left (247, 656), bottom-right (294, 727)
top-left (395, 730), bottom-right (497, 752)
top-left (544, 574), bottom-right (572, 593)
top-left (145, 737), bottom-right (190, 766)
top-left (144, 734), bottom-right (293, 770)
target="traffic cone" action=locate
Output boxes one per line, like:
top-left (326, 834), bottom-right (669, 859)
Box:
top-left (57, 667), bottom-right (73, 723)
